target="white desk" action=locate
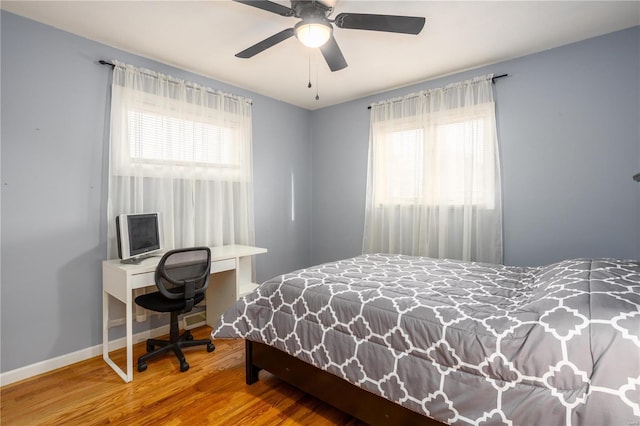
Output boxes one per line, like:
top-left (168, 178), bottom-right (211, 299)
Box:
top-left (102, 244), bottom-right (267, 382)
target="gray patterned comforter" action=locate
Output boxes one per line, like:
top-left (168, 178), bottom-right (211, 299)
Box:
top-left (212, 254), bottom-right (640, 425)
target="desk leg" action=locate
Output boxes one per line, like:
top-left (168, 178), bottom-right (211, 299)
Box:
top-left (206, 270), bottom-right (237, 327)
top-left (102, 290), bottom-right (133, 383)
top-left (126, 290), bottom-right (133, 382)
top-left (102, 289), bottom-right (109, 366)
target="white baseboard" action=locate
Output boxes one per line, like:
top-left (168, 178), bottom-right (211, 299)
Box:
top-left (0, 325), bottom-right (170, 387)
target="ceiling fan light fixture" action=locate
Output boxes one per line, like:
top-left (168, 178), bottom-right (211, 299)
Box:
top-left (295, 21), bottom-right (331, 48)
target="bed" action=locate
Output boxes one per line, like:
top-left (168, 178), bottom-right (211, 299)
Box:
top-left (212, 254), bottom-right (640, 425)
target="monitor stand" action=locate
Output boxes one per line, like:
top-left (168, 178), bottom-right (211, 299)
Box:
top-left (119, 253), bottom-right (157, 265)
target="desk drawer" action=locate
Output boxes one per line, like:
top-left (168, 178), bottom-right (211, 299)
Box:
top-left (131, 271), bottom-right (154, 289)
top-left (129, 258), bottom-right (236, 289)
top-left (211, 258), bottom-right (235, 274)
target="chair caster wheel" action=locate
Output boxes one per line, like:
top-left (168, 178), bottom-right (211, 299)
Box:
top-left (180, 361), bottom-right (189, 372)
top-left (185, 332), bottom-right (194, 341)
top-left (137, 362), bottom-right (147, 372)
top-left (207, 343), bottom-right (215, 352)
top-left (146, 342), bottom-right (154, 352)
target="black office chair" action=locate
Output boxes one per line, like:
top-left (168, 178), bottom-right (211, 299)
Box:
top-left (134, 247), bottom-right (215, 373)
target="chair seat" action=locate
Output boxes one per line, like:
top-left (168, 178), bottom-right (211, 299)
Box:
top-left (135, 291), bottom-right (205, 313)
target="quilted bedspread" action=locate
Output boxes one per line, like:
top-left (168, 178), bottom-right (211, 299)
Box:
top-left (212, 254), bottom-right (640, 425)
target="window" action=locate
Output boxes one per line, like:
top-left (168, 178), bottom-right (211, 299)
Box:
top-left (364, 75), bottom-right (502, 263)
top-left (377, 106), bottom-right (496, 208)
top-left (386, 128), bottom-right (424, 201)
top-left (113, 91), bottom-right (249, 181)
top-left (127, 110), bottom-right (237, 167)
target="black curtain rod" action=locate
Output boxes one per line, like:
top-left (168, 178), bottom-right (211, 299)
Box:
top-left (98, 59), bottom-right (252, 105)
top-left (367, 73), bottom-right (509, 110)
top-left (101, 59), bottom-right (507, 110)
top-left (491, 73), bottom-right (509, 83)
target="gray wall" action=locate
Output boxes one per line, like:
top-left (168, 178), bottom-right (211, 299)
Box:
top-left (311, 26), bottom-right (640, 267)
top-left (1, 11), bottom-right (311, 372)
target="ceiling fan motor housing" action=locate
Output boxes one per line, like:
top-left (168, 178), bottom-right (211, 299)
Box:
top-left (291, 0), bottom-right (333, 20)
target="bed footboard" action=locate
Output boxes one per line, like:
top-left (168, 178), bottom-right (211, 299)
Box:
top-left (245, 340), bottom-right (442, 426)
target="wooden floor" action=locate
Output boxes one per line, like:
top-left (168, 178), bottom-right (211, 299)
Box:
top-left (1, 327), bottom-right (365, 425)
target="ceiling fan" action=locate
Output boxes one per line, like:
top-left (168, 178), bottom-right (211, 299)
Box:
top-left (233, 0), bottom-right (426, 72)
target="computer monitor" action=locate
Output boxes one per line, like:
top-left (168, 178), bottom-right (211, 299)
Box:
top-left (116, 212), bottom-right (163, 263)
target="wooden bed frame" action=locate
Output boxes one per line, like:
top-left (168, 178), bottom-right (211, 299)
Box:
top-left (245, 340), bottom-right (444, 426)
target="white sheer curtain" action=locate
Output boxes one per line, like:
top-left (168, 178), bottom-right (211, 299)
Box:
top-left (107, 60), bottom-right (254, 260)
top-left (106, 61), bottom-right (254, 319)
top-left (363, 74), bottom-right (502, 263)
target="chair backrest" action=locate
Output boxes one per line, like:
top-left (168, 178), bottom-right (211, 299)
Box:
top-left (155, 247), bottom-right (211, 304)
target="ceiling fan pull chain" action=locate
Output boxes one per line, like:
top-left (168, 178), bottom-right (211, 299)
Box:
top-left (308, 55), bottom-right (312, 88)
top-left (315, 61), bottom-right (320, 101)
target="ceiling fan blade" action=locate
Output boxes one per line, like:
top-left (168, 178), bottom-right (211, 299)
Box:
top-left (233, 0), bottom-right (295, 17)
top-left (236, 28), bottom-right (295, 58)
top-left (334, 13), bottom-right (425, 35)
top-left (319, 35), bottom-right (347, 72)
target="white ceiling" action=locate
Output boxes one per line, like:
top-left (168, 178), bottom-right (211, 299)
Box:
top-left (2, 1), bottom-right (639, 110)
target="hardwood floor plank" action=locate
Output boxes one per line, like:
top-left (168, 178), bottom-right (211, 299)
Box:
top-left (1, 327), bottom-right (365, 425)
